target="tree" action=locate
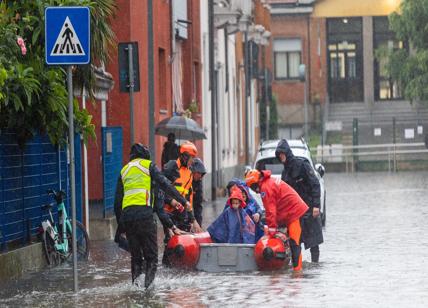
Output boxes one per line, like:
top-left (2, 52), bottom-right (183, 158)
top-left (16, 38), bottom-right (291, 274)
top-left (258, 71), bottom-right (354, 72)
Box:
top-left (387, 0), bottom-right (428, 103)
top-left (0, 1), bottom-right (116, 146)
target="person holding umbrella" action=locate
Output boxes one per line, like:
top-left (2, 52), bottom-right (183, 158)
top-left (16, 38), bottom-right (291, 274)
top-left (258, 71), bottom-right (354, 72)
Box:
top-left (161, 133), bottom-right (179, 169)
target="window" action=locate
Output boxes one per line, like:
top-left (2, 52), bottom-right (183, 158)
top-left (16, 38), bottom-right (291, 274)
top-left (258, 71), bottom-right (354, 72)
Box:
top-left (158, 48), bottom-right (167, 110)
top-left (374, 17), bottom-right (405, 100)
top-left (273, 38), bottom-right (301, 80)
top-left (328, 42), bottom-right (357, 80)
top-left (327, 17), bottom-right (363, 103)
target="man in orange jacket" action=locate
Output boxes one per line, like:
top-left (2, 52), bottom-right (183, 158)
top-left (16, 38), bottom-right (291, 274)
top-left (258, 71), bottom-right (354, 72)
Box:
top-left (245, 169), bottom-right (308, 271)
top-left (163, 141), bottom-right (202, 233)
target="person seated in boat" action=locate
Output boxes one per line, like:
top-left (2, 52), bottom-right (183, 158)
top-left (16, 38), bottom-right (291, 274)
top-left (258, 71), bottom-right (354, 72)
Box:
top-left (226, 179), bottom-right (264, 241)
top-left (207, 187), bottom-right (255, 244)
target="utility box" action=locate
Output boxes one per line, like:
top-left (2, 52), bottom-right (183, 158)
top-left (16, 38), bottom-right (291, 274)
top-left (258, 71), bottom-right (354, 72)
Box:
top-left (196, 243), bottom-right (258, 272)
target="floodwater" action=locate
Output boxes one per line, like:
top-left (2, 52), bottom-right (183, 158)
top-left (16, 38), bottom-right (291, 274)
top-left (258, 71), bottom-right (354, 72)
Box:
top-left (1, 172), bottom-right (428, 307)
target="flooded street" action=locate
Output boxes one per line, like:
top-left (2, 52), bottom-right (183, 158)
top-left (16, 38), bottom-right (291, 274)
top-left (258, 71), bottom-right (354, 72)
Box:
top-left (1, 172), bottom-right (428, 307)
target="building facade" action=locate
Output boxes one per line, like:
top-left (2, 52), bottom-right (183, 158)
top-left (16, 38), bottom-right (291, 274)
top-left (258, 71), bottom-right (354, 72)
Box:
top-left (82, 0), bottom-right (273, 205)
top-left (85, 0), bottom-right (203, 203)
top-left (268, 0), bottom-right (428, 144)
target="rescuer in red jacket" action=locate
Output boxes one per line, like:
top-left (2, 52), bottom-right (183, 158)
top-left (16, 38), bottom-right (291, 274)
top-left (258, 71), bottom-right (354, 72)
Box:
top-left (245, 169), bottom-right (308, 271)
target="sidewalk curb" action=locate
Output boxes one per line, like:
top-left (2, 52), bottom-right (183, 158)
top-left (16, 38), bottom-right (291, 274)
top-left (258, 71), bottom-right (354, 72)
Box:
top-left (0, 242), bottom-right (47, 281)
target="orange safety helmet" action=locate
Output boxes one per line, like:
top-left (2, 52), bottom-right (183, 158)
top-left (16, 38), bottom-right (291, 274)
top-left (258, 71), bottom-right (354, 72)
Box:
top-left (180, 141), bottom-right (198, 157)
top-left (245, 169), bottom-right (261, 187)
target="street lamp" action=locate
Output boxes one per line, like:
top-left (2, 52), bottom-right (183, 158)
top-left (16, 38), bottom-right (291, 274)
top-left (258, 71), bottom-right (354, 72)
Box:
top-left (299, 64), bottom-right (308, 139)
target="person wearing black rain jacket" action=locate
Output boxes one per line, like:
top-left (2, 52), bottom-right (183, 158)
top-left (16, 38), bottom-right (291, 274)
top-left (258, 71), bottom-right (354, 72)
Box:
top-left (190, 158), bottom-right (207, 226)
top-left (275, 139), bottom-right (324, 263)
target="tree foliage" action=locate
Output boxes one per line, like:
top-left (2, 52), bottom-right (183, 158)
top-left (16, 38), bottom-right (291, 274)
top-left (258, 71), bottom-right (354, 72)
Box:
top-left (388, 0), bottom-right (428, 103)
top-left (0, 1), bottom-right (116, 146)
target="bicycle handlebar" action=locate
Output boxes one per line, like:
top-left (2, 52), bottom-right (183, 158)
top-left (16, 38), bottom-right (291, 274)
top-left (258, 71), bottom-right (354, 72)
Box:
top-left (47, 189), bottom-right (66, 204)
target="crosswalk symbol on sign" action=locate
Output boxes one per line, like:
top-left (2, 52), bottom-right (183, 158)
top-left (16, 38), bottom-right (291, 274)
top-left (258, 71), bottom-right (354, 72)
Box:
top-left (50, 16), bottom-right (85, 56)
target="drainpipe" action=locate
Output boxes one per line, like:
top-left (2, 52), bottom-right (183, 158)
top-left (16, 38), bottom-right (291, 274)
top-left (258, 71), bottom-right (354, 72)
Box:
top-left (148, 0), bottom-right (155, 155)
top-left (170, 0), bottom-right (176, 113)
top-left (244, 31), bottom-right (250, 165)
top-left (82, 88), bottom-right (90, 235)
top-left (209, 0), bottom-right (217, 200)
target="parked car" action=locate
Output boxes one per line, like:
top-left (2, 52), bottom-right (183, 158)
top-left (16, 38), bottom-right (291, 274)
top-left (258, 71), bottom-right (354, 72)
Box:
top-left (250, 139), bottom-right (326, 226)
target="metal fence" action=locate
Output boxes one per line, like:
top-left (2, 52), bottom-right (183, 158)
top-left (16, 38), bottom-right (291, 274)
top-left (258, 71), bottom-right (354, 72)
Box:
top-left (354, 117), bottom-right (427, 145)
top-left (0, 132), bottom-right (82, 251)
top-left (313, 142), bottom-right (428, 173)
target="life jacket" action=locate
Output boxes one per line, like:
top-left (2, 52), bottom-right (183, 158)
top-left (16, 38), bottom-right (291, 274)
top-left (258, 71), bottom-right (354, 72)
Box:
top-left (163, 159), bottom-right (194, 213)
top-left (120, 158), bottom-right (152, 209)
top-left (174, 158), bottom-right (193, 209)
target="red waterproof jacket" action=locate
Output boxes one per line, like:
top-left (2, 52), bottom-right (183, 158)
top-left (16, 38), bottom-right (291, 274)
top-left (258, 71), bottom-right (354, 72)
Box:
top-left (259, 170), bottom-right (309, 228)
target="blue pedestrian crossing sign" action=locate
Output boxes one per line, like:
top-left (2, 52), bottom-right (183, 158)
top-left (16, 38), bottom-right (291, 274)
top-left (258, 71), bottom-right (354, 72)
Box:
top-left (45, 7), bottom-right (90, 65)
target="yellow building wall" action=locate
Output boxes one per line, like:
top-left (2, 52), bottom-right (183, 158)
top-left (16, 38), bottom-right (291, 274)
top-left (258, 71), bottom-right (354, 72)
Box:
top-left (313, 0), bottom-right (402, 17)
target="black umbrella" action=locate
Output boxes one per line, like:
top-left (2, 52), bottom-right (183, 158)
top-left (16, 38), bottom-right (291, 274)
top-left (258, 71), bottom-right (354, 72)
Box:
top-left (155, 115), bottom-right (207, 140)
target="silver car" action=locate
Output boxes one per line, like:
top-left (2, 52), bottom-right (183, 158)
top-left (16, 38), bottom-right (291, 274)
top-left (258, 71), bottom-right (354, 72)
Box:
top-left (251, 139), bottom-right (326, 226)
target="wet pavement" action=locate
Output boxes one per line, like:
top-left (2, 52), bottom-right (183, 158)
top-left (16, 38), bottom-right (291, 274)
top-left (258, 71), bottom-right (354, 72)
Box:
top-left (1, 172), bottom-right (428, 307)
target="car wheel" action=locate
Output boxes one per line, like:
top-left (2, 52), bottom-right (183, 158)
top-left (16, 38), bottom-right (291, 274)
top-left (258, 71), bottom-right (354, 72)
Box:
top-left (321, 192), bottom-right (326, 227)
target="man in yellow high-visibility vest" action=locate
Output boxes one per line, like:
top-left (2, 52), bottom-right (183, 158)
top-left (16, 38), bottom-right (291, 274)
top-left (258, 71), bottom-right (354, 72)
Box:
top-left (114, 143), bottom-right (189, 288)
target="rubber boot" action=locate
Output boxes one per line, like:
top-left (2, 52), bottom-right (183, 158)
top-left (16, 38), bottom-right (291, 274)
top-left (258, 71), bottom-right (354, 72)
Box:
top-left (162, 246), bottom-right (172, 267)
top-left (289, 238), bottom-right (302, 270)
top-left (310, 246), bottom-right (320, 263)
top-left (144, 262), bottom-right (157, 289)
top-left (131, 259), bottom-right (143, 286)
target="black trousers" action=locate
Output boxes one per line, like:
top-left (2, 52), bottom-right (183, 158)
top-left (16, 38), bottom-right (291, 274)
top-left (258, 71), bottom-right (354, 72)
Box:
top-left (193, 202), bottom-right (203, 226)
top-left (124, 217), bottom-right (157, 282)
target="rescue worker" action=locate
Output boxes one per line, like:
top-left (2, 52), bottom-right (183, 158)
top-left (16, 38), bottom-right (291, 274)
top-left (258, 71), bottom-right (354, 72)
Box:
top-left (191, 158), bottom-right (206, 226)
top-left (245, 169), bottom-right (308, 272)
top-left (114, 143), bottom-right (190, 288)
top-left (275, 139), bottom-right (324, 263)
top-left (163, 141), bottom-right (202, 233)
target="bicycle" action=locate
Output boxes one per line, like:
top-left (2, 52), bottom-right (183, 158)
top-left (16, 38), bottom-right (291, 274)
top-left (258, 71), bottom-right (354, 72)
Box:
top-left (40, 189), bottom-right (89, 266)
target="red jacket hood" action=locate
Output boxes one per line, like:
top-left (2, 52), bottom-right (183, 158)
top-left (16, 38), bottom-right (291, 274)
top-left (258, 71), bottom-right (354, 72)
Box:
top-left (227, 187), bottom-right (246, 208)
top-left (260, 169), bottom-right (272, 181)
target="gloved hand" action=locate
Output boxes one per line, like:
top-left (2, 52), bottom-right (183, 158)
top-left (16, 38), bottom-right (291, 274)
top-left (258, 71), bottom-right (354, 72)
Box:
top-left (176, 204), bottom-right (185, 213)
top-left (268, 227), bottom-right (277, 237)
top-left (274, 231), bottom-right (288, 243)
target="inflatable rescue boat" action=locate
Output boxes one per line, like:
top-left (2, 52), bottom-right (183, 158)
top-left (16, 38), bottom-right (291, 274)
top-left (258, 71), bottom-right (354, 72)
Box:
top-left (164, 232), bottom-right (291, 272)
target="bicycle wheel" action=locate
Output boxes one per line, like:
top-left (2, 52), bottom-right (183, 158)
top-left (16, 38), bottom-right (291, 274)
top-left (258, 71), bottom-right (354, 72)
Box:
top-left (66, 221), bottom-right (90, 261)
top-left (42, 228), bottom-right (60, 266)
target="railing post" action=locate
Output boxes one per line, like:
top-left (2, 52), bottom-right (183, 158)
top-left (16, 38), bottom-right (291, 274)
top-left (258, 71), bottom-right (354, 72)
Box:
top-left (393, 143), bottom-right (397, 172)
top-left (388, 150), bottom-right (391, 173)
top-left (345, 154), bottom-right (348, 173)
top-left (353, 118), bottom-right (359, 172)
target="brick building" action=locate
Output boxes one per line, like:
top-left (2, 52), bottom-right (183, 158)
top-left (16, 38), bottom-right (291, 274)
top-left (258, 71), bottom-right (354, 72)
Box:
top-left (85, 0), bottom-right (202, 204)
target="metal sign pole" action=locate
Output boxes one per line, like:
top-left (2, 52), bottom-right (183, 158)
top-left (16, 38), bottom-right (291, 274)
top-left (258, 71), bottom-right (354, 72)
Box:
top-left (127, 43), bottom-right (135, 145)
top-left (67, 65), bottom-right (78, 292)
top-left (45, 6), bottom-right (90, 294)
